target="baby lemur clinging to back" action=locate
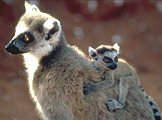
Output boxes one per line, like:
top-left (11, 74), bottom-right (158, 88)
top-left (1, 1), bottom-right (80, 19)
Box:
top-left (84, 43), bottom-right (162, 120)
top-left (85, 43), bottom-right (135, 111)
top-left (83, 43), bottom-right (120, 95)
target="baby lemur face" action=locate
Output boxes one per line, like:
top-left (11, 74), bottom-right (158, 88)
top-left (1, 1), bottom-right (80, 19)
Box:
top-left (88, 43), bottom-right (120, 70)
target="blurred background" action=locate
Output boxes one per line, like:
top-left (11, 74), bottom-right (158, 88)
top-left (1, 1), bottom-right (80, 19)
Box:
top-left (0, 0), bottom-right (162, 119)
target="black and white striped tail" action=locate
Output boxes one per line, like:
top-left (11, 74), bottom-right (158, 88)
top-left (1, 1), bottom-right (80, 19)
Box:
top-left (140, 86), bottom-right (162, 120)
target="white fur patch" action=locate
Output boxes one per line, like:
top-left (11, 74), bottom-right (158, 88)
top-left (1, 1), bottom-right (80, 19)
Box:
top-left (14, 22), bottom-right (29, 38)
top-left (43, 19), bottom-right (54, 30)
top-left (104, 51), bottom-right (118, 60)
top-left (112, 43), bottom-right (120, 54)
top-left (23, 53), bottom-right (50, 120)
top-left (25, 1), bottom-right (40, 13)
top-left (88, 46), bottom-right (97, 56)
top-left (23, 53), bottom-right (39, 85)
top-left (23, 53), bottom-right (44, 115)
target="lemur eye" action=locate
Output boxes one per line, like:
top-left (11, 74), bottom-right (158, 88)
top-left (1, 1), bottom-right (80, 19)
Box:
top-left (103, 56), bottom-right (112, 63)
top-left (24, 34), bottom-right (30, 42)
top-left (114, 56), bottom-right (118, 62)
top-left (23, 32), bottom-right (34, 43)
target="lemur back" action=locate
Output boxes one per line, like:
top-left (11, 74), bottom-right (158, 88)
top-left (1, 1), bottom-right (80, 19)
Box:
top-left (87, 44), bottom-right (162, 120)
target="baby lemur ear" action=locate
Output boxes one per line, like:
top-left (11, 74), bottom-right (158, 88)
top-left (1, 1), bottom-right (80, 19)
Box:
top-left (25, 1), bottom-right (40, 13)
top-left (112, 43), bottom-right (120, 54)
top-left (88, 46), bottom-right (98, 59)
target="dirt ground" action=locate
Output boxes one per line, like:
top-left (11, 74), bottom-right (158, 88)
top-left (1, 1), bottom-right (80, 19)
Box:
top-left (0, 1), bottom-right (162, 120)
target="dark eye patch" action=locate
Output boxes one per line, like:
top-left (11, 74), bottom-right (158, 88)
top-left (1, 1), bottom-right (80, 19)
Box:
top-left (20, 32), bottom-right (34, 43)
top-left (114, 56), bottom-right (118, 62)
top-left (103, 56), bottom-right (113, 63)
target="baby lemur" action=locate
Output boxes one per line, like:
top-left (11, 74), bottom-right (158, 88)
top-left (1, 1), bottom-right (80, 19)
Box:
top-left (83, 43), bottom-right (120, 95)
top-left (84, 43), bottom-right (133, 111)
top-left (84, 43), bottom-right (162, 120)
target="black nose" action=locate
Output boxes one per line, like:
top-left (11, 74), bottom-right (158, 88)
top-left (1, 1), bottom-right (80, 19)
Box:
top-left (108, 63), bottom-right (117, 70)
top-left (5, 43), bottom-right (20, 54)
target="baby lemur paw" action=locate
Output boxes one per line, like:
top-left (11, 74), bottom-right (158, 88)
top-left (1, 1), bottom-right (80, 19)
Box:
top-left (106, 96), bottom-right (116, 111)
top-left (83, 81), bottom-right (96, 95)
top-left (106, 96), bottom-right (124, 111)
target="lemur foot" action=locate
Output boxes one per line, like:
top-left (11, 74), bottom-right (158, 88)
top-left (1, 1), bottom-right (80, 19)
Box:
top-left (83, 81), bottom-right (97, 95)
top-left (106, 96), bottom-right (116, 111)
top-left (106, 96), bottom-right (125, 111)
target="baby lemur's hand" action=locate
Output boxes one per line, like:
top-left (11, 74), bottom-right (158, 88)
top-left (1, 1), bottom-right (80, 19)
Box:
top-left (83, 81), bottom-right (97, 95)
top-left (106, 96), bottom-right (125, 111)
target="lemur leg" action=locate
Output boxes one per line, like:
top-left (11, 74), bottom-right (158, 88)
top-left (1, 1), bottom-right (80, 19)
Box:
top-left (106, 76), bottom-right (134, 111)
top-left (118, 77), bottom-right (129, 102)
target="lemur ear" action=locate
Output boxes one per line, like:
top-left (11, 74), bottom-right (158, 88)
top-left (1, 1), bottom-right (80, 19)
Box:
top-left (43, 18), bottom-right (61, 40)
top-left (113, 43), bottom-right (120, 54)
top-left (43, 19), bottom-right (59, 33)
top-left (88, 46), bottom-right (98, 59)
top-left (25, 1), bottom-right (40, 13)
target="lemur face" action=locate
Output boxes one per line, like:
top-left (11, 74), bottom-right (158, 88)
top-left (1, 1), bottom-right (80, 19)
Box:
top-left (88, 43), bottom-right (120, 70)
top-left (5, 2), bottom-right (61, 56)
